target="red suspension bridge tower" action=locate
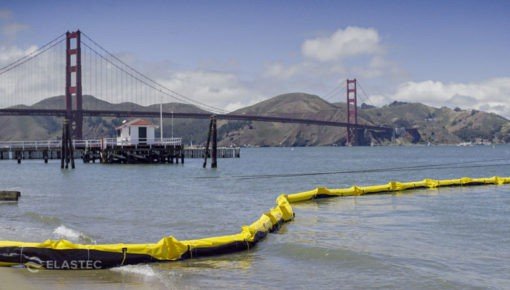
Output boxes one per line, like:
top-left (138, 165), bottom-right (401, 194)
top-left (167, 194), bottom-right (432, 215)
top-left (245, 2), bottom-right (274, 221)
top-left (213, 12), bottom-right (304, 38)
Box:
top-left (66, 30), bottom-right (83, 139)
top-left (346, 78), bottom-right (357, 145)
top-left (61, 30), bottom-right (83, 169)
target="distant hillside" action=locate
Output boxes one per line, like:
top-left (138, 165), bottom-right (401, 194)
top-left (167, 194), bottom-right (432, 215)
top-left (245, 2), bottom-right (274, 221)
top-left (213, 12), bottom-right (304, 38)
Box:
top-left (359, 101), bottom-right (510, 144)
top-left (0, 95), bottom-right (211, 144)
top-left (218, 93), bottom-right (509, 146)
top-left (0, 94), bottom-right (508, 146)
top-left (219, 93), bottom-right (348, 146)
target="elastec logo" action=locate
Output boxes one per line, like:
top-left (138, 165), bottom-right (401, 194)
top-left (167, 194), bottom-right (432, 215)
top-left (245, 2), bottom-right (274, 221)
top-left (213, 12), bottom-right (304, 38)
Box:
top-left (25, 262), bottom-right (44, 273)
top-left (25, 260), bottom-right (102, 272)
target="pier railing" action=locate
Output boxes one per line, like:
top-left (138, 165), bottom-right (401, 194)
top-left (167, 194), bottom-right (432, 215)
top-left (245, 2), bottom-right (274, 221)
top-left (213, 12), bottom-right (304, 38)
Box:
top-left (0, 140), bottom-right (62, 150)
top-left (0, 138), bottom-right (183, 151)
top-left (102, 137), bottom-right (182, 148)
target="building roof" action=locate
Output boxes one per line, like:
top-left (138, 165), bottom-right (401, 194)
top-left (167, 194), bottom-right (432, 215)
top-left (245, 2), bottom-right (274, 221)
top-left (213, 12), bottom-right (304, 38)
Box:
top-left (116, 118), bottom-right (158, 129)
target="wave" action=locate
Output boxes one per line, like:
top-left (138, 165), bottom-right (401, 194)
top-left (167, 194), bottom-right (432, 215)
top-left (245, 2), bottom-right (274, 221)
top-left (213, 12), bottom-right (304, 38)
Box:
top-left (110, 264), bottom-right (157, 278)
top-left (24, 212), bottom-right (62, 226)
top-left (52, 225), bottom-right (96, 244)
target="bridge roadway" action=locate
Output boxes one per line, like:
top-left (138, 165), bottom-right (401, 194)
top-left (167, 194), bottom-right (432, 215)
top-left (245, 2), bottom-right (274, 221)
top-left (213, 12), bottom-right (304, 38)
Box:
top-left (0, 108), bottom-right (393, 131)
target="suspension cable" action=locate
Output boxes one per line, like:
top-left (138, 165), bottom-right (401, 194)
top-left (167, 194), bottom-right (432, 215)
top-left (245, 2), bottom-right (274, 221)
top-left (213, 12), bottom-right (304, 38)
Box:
top-left (0, 33), bottom-right (66, 76)
top-left (354, 81), bottom-right (373, 107)
top-left (81, 41), bottom-right (225, 114)
top-left (81, 32), bottom-right (227, 114)
top-left (323, 81), bottom-right (346, 103)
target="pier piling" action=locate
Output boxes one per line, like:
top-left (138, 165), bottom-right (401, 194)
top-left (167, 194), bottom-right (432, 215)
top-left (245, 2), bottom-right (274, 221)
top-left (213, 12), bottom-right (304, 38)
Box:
top-left (212, 117), bottom-right (217, 168)
top-left (203, 116), bottom-right (214, 168)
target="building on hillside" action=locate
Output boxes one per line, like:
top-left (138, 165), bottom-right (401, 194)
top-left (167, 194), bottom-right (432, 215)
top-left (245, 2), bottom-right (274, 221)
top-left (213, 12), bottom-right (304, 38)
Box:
top-left (116, 118), bottom-right (158, 145)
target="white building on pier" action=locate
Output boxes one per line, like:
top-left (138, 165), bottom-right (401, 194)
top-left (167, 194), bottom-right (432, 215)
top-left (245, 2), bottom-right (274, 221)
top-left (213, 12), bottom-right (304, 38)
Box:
top-left (116, 119), bottom-right (158, 145)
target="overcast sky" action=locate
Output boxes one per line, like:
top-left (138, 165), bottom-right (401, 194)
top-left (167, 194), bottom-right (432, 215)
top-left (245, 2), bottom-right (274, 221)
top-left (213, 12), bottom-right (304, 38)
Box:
top-left (0, 0), bottom-right (509, 116)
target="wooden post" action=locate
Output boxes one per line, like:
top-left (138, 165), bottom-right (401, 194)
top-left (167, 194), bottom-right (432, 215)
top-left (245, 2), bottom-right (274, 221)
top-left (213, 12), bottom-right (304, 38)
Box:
top-left (203, 117), bottom-right (214, 168)
top-left (211, 117), bottom-right (217, 168)
top-left (65, 123), bottom-right (70, 169)
top-left (69, 123), bottom-right (75, 169)
top-left (61, 120), bottom-right (67, 169)
top-left (61, 119), bottom-right (75, 169)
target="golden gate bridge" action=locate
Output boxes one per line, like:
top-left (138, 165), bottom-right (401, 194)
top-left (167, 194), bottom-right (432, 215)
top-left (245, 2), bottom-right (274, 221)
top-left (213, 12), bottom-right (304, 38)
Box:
top-left (0, 30), bottom-right (415, 168)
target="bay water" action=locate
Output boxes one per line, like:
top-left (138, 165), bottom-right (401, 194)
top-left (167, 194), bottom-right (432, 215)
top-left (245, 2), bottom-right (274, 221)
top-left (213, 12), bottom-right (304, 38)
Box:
top-left (1, 146), bottom-right (509, 289)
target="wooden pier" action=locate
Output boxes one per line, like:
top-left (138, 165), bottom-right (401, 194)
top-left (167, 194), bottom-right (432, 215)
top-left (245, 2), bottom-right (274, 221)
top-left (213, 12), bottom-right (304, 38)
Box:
top-left (184, 147), bottom-right (240, 159)
top-left (0, 139), bottom-right (240, 164)
top-left (0, 191), bottom-right (20, 202)
top-left (98, 138), bottom-right (185, 164)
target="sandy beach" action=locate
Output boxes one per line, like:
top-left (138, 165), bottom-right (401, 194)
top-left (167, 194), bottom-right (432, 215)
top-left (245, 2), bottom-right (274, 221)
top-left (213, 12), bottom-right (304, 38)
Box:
top-left (0, 268), bottom-right (37, 290)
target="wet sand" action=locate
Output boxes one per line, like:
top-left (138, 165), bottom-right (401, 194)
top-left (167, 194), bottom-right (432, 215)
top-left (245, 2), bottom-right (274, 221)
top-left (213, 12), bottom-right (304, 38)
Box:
top-left (0, 266), bottom-right (170, 290)
top-left (0, 268), bottom-right (37, 290)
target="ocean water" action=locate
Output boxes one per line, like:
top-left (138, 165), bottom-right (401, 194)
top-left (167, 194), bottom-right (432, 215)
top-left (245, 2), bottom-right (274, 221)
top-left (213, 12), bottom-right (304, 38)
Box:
top-left (0, 145), bottom-right (509, 289)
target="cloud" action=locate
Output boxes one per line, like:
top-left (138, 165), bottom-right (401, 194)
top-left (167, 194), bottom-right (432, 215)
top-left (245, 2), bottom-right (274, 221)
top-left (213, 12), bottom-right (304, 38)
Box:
top-left (263, 26), bottom-right (404, 98)
top-left (0, 45), bottom-right (38, 64)
top-left (446, 94), bottom-right (479, 107)
top-left (352, 55), bottom-right (407, 80)
top-left (264, 62), bottom-right (302, 80)
top-left (393, 78), bottom-right (510, 117)
top-left (157, 70), bottom-right (262, 112)
top-left (361, 94), bottom-right (391, 107)
top-left (302, 26), bottom-right (382, 62)
top-left (1, 23), bottom-right (28, 38)
top-left (0, 45), bottom-right (65, 108)
top-left (264, 60), bottom-right (347, 81)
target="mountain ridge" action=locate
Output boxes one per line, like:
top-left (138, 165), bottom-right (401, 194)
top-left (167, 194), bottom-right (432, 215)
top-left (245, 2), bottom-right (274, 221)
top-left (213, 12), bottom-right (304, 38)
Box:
top-left (0, 93), bottom-right (508, 146)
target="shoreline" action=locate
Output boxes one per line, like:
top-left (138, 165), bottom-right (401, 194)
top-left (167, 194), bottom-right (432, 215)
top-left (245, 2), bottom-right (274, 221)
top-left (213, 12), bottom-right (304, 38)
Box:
top-left (0, 268), bottom-right (37, 290)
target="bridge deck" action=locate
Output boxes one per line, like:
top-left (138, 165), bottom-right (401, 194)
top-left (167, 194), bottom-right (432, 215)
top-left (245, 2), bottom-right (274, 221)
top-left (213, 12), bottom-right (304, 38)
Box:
top-left (0, 108), bottom-right (394, 131)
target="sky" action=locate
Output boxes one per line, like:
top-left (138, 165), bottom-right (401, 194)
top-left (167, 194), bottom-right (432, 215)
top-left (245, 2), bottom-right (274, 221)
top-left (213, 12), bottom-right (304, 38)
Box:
top-left (0, 0), bottom-right (509, 116)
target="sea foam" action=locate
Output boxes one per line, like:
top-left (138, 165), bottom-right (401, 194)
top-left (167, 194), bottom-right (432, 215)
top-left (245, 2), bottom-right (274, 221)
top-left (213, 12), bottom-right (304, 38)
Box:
top-left (110, 264), bottom-right (157, 278)
top-left (52, 225), bottom-right (95, 243)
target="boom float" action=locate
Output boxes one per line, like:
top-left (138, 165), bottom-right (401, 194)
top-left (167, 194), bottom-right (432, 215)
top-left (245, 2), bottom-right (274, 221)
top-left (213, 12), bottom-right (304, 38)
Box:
top-left (0, 176), bottom-right (508, 270)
